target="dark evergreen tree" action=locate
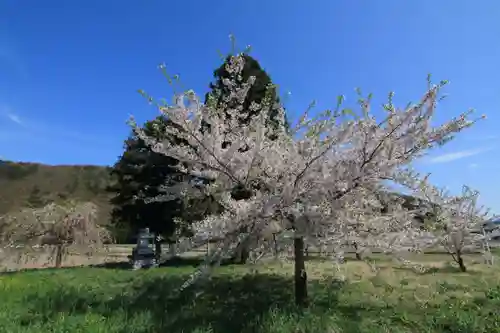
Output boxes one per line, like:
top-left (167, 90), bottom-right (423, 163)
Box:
top-left (205, 53), bottom-right (290, 137)
top-left (108, 116), bottom-right (180, 243)
top-left (108, 116), bottom-right (221, 246)
top-left (203, 53), bottom-right (291, 264)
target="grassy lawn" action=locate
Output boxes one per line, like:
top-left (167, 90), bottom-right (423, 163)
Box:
top-left (1, 255), bottom-right (500, 333)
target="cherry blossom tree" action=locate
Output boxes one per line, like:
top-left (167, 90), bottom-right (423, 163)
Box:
top-left (0, 201), bottom-right (110, 268)
top-left (408, 184), bottom-right (493, 272)
top-left (132, 53), bottom-right (484, 306)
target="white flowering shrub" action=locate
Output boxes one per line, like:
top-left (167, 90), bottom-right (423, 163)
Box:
top-left (408, 184), bottom-right (494, 272)
top-left (132, 53), bottom-right (485, 306)
top-left (0, 201), bottom-right (110, 268)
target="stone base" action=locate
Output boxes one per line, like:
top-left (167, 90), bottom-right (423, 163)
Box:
top-left (130, 258), bottom-right (158, 270)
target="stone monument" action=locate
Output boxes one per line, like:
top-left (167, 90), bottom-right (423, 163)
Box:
top-left (129, 228), bottom-right (158, 270)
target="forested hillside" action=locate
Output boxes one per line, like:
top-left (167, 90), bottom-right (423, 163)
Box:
top-left (0, 159), bottom-right (434, 232)
top-left (0, 160), bottom-right (113, 225)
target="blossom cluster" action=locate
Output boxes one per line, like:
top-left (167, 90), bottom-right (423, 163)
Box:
top-left (132, 53), bottom-right (487, 265)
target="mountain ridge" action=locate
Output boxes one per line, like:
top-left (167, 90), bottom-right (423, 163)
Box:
top-left (0, 160), bottom-right (113, 225)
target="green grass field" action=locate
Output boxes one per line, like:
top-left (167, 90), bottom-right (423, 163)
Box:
top-left (1, 254), bottom-right (500, 333)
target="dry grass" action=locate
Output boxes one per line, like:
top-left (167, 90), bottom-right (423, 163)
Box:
top-left (0, 244), bottom-right (212, 271)
top-left (0, 244), bottom-right (489, 271)
top-left (0, 245), bottom-right (124, 271)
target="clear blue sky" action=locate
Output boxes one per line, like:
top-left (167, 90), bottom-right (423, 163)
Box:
top-left (0, 1), bottom-right (499, 212)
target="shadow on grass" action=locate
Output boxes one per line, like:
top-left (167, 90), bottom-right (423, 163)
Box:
top-left (18, 270), bottom-right (396, 333)
top-left (393, 265), bottom-right (482, 275)
top-left (89, 261), bottom-right (131, 269)
top-left (160, 256), bottom-right (236, 267)
top-left (89, 255), bottom-right (238, 270)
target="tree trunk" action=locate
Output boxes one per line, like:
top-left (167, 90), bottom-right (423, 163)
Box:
top-left (272, 233), bottom-right (279, 259)
top-left (457, 253), bottom-right (466, 272)
top-left (155, 240), bottom-right (162, 262)
top-left (55, 244), bottom-right (64, 268)
top-left (294, 236), bottom-right (308, 307)
top-left (353, 242), bottom-right (362, 261)
top-left (235, 244), bottom-right (250, 264)
top-left (231, 240), bottom-right (251, 264)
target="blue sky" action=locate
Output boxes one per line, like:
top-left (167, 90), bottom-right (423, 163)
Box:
top-left (0, 1), bottom-right (499, 211)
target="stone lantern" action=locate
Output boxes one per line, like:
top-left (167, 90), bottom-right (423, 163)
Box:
top-left (129, 228), bottom-right (158, 270)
